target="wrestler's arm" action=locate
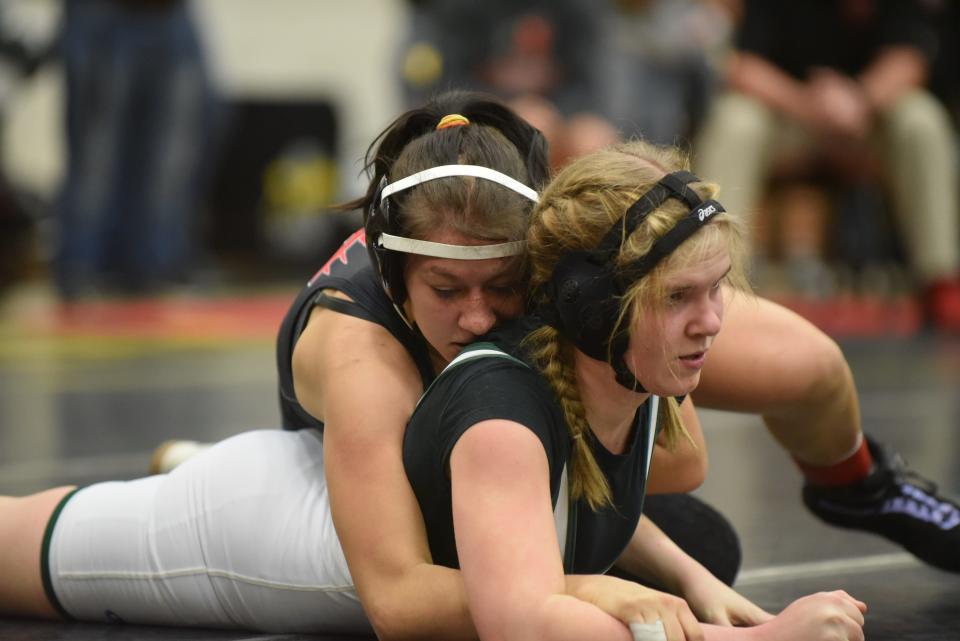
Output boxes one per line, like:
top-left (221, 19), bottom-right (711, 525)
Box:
top-left (293, 304), bottom-right (474, 641)
top-left (449, 418), bottom-right (864, 641)
top-left (574, 515), bottom-right (863, 640)
top-left (613, 515), bottom-right (772, 627)
top-left (450, 419), bottom-right (696, 641)
top-left (612, 518), bottom-right (866, 638)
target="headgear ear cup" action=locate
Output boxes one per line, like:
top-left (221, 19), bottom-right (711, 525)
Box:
top-left (548, 249), bottom-right (622, 362)
top-left (364, 175), bottom-right (409, 303)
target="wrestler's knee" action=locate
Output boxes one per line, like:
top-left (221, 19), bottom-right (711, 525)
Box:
top-left (789, 332), bottom-right (853, 409)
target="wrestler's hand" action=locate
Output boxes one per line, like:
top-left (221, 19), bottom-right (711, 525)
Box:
top-left (566, 575), bottom-right (703, 641)
top-left (679, 570), bottom-right (773, 626)
top-left (750, 591), bottom-right (866, 641)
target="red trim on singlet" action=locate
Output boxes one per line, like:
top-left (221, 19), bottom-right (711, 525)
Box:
top-left (309, 228), bottom-right (367, 285)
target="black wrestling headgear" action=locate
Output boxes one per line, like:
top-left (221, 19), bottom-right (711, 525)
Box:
top-left (540, 171), bottom-right (725, 390)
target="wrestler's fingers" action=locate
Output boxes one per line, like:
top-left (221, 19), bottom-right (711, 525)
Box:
top-left (834, 590), bottom-right (868, 615)
top-left (676, 604), bottom-right (705, 641)
top-left (827, 590), bottom-right (867, 624)
top-left (650, 608), bottom-right (703, 641)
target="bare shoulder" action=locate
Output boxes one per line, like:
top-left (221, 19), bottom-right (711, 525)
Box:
top-left (292, 290), bottom-right (423, 423)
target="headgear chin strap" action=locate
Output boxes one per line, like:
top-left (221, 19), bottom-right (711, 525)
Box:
top-left (365, 164), bottom-right (539, 305)
top-left (541, 170), bottom-right (725, 391)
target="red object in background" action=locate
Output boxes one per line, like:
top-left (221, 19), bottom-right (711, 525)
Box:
top-left (925, 277), bottom-right (960, 333)
top-left (512, 14), bottom-right (553, 56)
top-left (49, 292), bottom-right (293, 341)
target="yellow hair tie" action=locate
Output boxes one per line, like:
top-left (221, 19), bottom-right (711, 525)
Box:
top-left (436, 114), bottom-right (470, 130)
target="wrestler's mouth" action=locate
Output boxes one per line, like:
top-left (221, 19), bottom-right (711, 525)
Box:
top-left (678, 350), bottom-right (707, 369)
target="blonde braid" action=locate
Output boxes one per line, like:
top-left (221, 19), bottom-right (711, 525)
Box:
top-left (658, 396), bottom-right (687, 451)
top-left (524, 325), bottom-right (612, 510)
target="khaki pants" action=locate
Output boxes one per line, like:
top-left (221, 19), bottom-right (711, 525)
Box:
top-left (695, 90), bottom-right (960, 282)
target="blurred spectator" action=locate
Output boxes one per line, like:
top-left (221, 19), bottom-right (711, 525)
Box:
top-left (55, 0), bottom-right (219, 301)
top-left (396, 0), bottom-right (619, 168)
top-left (0, 3), bottom-right (56, 292)
top-left (924, 0), bottom-right (959, 125)
top-left (695, 0), bottom-right (960, 332)
top-left (601, 0), bottom-right (733, 146)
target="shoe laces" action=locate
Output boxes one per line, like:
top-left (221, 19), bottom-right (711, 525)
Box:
top-left (877, 446), bottom-right (940, 497)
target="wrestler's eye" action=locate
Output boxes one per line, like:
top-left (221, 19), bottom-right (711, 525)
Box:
top-left (432, 287), bottom-right (458, 300)
top-left (667, 288), bottom-right (687, 305)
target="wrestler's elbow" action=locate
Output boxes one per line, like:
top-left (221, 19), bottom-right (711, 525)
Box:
top-left (649, 443), bottom-right (708, 493)
top-left (672, 449), bottom-right (708, 492)
top-left (361, 571), bottom-right (473, 641)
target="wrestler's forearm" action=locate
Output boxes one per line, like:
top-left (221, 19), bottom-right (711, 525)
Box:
top-left (358, 563), bottom-right (477, 641)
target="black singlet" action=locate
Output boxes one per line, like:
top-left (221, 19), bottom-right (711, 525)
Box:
top-left (275, 228), bottom-right (435, 429)
top-left (403, 317), bottom-right (661, 575)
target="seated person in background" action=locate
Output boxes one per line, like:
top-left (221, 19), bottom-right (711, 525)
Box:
top-left (397, 0), bottom-right (621, 168)
top-left (695, 0), bottom-right (960, 332)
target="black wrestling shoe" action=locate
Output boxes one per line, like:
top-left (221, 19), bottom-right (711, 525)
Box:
top-left (803, 436), bottom-right (960, 572)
